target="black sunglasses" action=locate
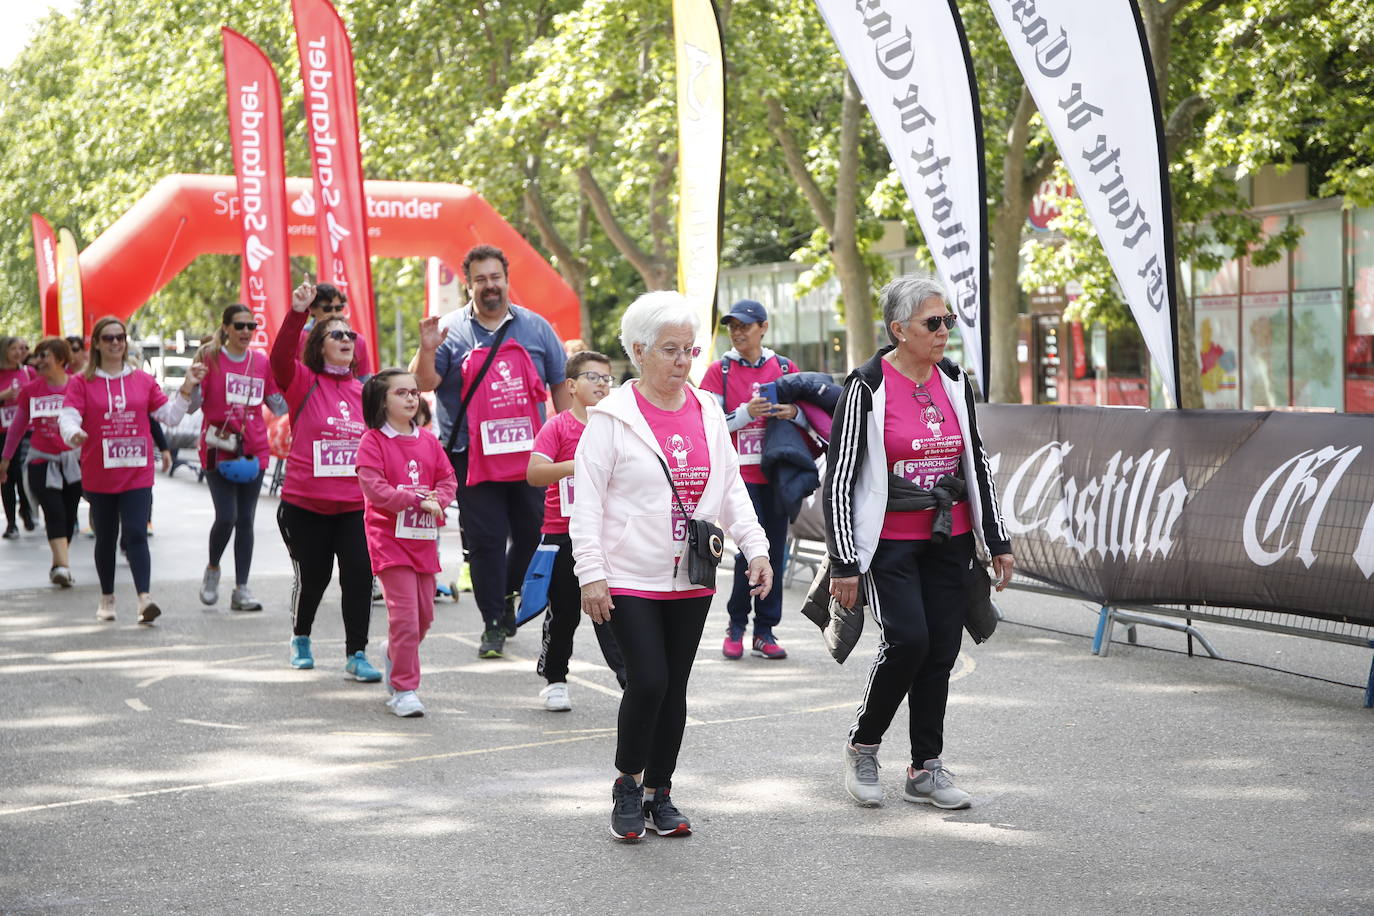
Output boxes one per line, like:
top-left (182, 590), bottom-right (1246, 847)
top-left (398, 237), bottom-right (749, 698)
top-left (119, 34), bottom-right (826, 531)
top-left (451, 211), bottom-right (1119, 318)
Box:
top-left (231, 321), bottom-right (258, 332)
top-left (912, 384), bottom-right (946, 425)
top-left (316, 303), bottom-right (346, 314)
top-left (326, 329), bottom-right (358, 342)
top-left (917, 315), bottom-right (958, 333)
top-left (99, 332), bottom-right (128, 344)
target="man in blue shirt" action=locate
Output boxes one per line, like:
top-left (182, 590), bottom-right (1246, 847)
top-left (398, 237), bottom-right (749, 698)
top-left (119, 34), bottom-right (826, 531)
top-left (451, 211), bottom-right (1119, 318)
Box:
top-left (415, 245), bottom-right (571, 658)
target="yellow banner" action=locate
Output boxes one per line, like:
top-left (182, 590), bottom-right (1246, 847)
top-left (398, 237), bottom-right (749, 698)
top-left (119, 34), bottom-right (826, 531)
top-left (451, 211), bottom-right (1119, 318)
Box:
top-left (673, 0), bottom-right (724, 382)
top-left (56, 228), bottom-right (84, 338)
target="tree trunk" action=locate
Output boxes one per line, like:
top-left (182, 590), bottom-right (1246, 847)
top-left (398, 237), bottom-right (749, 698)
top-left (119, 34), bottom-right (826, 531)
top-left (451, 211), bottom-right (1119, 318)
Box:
top-left (834, 74), bottom-right (874, 371)
top-left (576, 165), bottom-right (673, 290)
top-left (987, 89), bottom-right (1039, 404)
top-left (1173, 253), bottom-right (1203, 408)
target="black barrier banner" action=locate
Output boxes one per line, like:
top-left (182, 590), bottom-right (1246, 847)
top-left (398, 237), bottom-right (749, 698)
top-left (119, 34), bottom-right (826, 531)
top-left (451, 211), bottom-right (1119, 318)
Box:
top-left (980, 406), bottom-right (1374, 626)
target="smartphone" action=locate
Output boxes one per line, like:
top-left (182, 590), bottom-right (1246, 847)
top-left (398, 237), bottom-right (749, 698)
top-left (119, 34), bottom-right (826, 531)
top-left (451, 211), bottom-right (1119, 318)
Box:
top-left (758, 381), bottom-right (778, 405)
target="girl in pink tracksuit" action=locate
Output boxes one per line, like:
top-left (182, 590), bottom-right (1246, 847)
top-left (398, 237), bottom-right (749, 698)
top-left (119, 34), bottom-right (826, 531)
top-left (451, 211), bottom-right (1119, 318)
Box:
top-left (356, 368), bottom-right (457, 718)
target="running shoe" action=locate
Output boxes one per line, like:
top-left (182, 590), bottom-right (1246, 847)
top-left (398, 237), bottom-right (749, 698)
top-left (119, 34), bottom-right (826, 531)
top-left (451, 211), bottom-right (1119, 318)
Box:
top-left (902, 758), bottom-right (973, 810)
top-left (96, 595), bottom-right (116, 622)
top-left (345, 650), bottom-right (382, 682)
top-left (844, 742), bottom-right (884, 807)
top-left (539, 682), bottom-right (572, 711)
top-left (751, 634), bottom-right (787, 660)
top-left (230, 586), bottom-right (262, 612)
top-left (136, 595), bottom-right (161, 626)
top-left (49, 566), bottom-right (73, 588)
top-left (643, 787), bottom-right (691, 836)
top-left (20, 510), bottom-right (35, 532)
top-left (2, 524), bottom-right (17, 540)
top-left (500, 593), bottom-right (518, 637)
top-left (199, 566), bottom-right (220, 605)
top-left (290, 636), bottom-right (314, 669)
top-left (610, 775), bottom-right (645, 841)
top-left (722, 630), bottom-right (744, 660)
top-left (386, 690), bottom-right (426, 718)
top-left (478, 626), bottom-right (505, 659)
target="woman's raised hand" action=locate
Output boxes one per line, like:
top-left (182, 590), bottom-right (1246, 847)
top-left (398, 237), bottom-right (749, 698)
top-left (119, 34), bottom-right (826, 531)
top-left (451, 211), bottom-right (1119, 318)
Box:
top-left (291, 276), bottom-right (316, 313)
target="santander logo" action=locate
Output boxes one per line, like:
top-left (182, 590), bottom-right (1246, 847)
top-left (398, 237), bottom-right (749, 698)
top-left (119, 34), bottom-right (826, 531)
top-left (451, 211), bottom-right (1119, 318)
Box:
top-left (244, 235), bottom-right (274, 271)
top-left (292, 189), bottom-right (316, 217)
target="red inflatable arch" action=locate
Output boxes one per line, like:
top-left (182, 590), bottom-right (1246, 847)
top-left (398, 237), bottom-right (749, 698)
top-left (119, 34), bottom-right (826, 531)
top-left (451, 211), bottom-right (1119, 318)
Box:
top-left (77, 173), bottom-right (580, 342)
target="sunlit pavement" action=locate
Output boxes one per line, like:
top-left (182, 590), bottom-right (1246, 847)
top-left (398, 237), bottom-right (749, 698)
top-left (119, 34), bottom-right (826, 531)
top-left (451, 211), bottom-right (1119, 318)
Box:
top-left (1, 474), bottom-right (1371, 914)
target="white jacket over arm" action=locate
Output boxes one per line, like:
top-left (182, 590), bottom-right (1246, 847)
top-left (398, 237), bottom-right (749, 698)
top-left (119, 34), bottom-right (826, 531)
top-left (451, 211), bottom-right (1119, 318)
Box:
top-left (570, 383), bottom-right (769, 593)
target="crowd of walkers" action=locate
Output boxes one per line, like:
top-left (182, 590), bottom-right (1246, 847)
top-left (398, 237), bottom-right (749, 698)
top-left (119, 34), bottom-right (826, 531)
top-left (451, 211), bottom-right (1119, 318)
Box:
top-left (2, 244), bottom-right (1013, 840)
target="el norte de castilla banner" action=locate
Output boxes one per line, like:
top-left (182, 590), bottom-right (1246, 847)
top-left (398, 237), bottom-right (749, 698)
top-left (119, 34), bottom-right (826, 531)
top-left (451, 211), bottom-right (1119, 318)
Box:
top-left (815, 0), bottom-right (990, 389)
top-left (981, 406), bottom-right (1374, 627)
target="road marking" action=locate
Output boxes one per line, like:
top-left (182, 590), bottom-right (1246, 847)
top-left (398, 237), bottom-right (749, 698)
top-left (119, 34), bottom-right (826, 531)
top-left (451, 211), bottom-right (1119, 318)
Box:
top-left (136, 653), bottom-right (275, 689)
top-left (176, 719), bottom-right (248, 730)
top-left (125, 698), bottom-right (149, 712)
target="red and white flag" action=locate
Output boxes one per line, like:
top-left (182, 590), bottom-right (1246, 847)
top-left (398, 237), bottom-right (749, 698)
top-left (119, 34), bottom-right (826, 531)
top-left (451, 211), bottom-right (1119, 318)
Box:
top-left (31, 214), bottom-right (59, 336)
top-left (291, 0), bottom-right (379, 371)
top-left (222, 27), bottom-right (291, 353)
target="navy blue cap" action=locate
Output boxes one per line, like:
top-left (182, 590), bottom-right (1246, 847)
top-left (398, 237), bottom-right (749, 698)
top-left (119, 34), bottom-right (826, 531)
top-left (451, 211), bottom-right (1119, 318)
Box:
top-left (720, 299), bottom-right (768, 326)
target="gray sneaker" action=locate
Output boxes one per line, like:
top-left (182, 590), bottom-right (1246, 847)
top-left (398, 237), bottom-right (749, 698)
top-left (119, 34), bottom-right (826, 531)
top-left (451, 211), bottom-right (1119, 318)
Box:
top-left (230, 585), bottom-right (262, 612)
top-left (478, 626), bottom-right (505, 659)
top-left (843, 742), bottom-right (884, 806)
top-left (903, 758), bottom-right (973, 809)
top-left (199, 566), bottom-right (220, 605)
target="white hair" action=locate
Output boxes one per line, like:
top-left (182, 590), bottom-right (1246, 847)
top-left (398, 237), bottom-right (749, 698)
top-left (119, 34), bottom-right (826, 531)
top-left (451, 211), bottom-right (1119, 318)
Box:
top-left (618, 290), bottom-right (702, 369)
top-left (880, 274), bottom-right (948, 344)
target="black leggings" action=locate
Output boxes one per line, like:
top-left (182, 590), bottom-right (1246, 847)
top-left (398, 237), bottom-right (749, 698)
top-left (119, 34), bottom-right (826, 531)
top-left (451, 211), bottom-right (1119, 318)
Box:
top-left (206, 467), bottom-right (264, 586)
top-left (276, 500), bottom-right (372, 657)
top-left (2, 435), bottom-right (33, 527)
top-left (87, 488), bottom-right (153, 594)
top-left (537, 534), bottom-right (626, 687)
top-left (449, 450), bottom-right (544, 628)
top-left (850, 533), bottom-right (971, 767)
top-left (26, 461), bottom-right (80, 543)
top-left (608, 593), bottom-right (711, 789)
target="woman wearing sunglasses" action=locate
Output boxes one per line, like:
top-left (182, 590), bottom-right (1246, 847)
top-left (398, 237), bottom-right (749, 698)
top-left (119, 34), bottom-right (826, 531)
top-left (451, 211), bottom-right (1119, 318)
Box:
top-left (270, 279), bottom-right (381, 682)
top-left (190, 304), bottom-right (279, 613)
top-left (59, 316), bottom-right (205, 623)
top-left (825, 275), bottom-right (1014, 810)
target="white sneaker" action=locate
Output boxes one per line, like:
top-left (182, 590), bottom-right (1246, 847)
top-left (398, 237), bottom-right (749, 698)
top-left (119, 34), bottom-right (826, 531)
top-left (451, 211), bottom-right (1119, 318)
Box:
top-left (199, 566), bottom-right (220, 605)
top-left (137, 594), bottom-right (161, 626)
top-left (96, 596), bottom-right (116, 622)
top-left (387, 690), bottom-right (425, 718)
top-left (540, 682), bottom-right (572, 711)
top-left (50, 566), bottom-right (73, 588)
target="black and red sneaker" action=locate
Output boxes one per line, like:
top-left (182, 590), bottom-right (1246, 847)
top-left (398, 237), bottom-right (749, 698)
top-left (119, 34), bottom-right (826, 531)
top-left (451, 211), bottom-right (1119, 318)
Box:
top-left (643, 786), bottom-right (691, 837)
top-left (610, 775), bottom-right (645, 841)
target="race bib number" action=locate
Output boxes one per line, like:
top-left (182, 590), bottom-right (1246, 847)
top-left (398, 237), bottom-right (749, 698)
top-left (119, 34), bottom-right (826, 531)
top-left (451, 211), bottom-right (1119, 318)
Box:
top-left (31, 395), bottom-right (64, 418)
top-left (395, 502), bottom-right (439, 541)
top-left (0, 406), bottom-right (15, 427)
top-left (479, 417), bottom-right (535, 455)
top-left (225, 372), bottom-right (265, 406)
top-left (558, 475), bottom-right (575, 517)
top-left (737, 427), bottom-right (765, 465)
top-left (103, 436), bottom-right (148, 469)
top-left (312, 439), bottom-right (359, 477)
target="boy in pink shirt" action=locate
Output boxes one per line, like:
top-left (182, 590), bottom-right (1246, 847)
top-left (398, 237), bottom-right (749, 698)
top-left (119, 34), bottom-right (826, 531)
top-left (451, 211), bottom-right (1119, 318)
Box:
top-left (525, 352), bottom-right (627, 711)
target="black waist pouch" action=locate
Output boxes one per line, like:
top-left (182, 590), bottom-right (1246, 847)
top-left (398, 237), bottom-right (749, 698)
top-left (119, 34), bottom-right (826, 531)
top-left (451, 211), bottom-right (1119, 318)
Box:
top-left (685, 517), bottom-right (725, 588)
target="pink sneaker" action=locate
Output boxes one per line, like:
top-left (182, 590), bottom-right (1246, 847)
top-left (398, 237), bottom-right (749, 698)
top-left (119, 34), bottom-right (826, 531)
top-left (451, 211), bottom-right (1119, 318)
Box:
top-left (722, 631), bottom-right (744, 660)
top-left (751, 634), bottom-right (787, 659)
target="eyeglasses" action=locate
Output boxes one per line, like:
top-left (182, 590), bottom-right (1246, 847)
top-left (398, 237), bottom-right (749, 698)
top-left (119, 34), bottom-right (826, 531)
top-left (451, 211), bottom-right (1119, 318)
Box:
top-left (317, 303), bottom-right (346, 314)
top-left (326, 329), bottom-right (358, 342)
top-left (916, 314), bottom-right (958, 333)
top-left (576, 371), bottom-right (614, 384)
top-left (99, 333), bottom-right (128, 344)
top-left (390, 388), bottom-right (421, 400)
top-left (653, 345), bottom-right (702, 361)
top-left (231, 321), bottom-right (258, 332)
top-left (912, 384), bottom-right (946, 425)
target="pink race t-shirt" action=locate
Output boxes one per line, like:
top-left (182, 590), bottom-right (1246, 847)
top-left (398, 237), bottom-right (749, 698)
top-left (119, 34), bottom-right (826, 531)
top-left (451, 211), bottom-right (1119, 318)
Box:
top-left (63, 370), bottom-right (168, 494)
top-left (0, 366), bottom-right (36, 433)
top-left (3, 376), bottom-right (71, 458)
top-left (198, 348), bottom-right (277, 471)
top-left (531, 409), bottom-right (585, 536)
top-left (879, 359), bottom-right (972, 540)
top-left (698, 356), bottom-right (791, 485)
top-left (462, 339), bottom-right (547, 486)
top-left (280, 363), bottom-right (365, 514)
top-left (612, 386), bottom-right (714, 599)
top-left (356, 426), bottom-right (452, 574)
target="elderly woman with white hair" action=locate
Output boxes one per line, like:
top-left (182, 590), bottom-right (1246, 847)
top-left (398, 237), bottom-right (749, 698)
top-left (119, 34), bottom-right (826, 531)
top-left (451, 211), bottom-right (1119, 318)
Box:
top-left (826, 274), bottom-right (1014, 810)
top-left (571, 290), bottom-right (773, 841)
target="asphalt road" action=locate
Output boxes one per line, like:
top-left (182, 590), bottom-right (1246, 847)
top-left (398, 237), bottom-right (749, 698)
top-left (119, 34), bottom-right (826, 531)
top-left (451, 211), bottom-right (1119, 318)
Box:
top-left (1, 473), bottom-right (1370, 915)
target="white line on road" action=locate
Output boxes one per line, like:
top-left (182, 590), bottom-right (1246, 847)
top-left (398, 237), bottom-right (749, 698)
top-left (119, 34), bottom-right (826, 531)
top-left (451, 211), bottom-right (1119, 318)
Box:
top-left (176, 719), bottom-right (249, 730)
top-left (124, 698), bottom-right (149, 712)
